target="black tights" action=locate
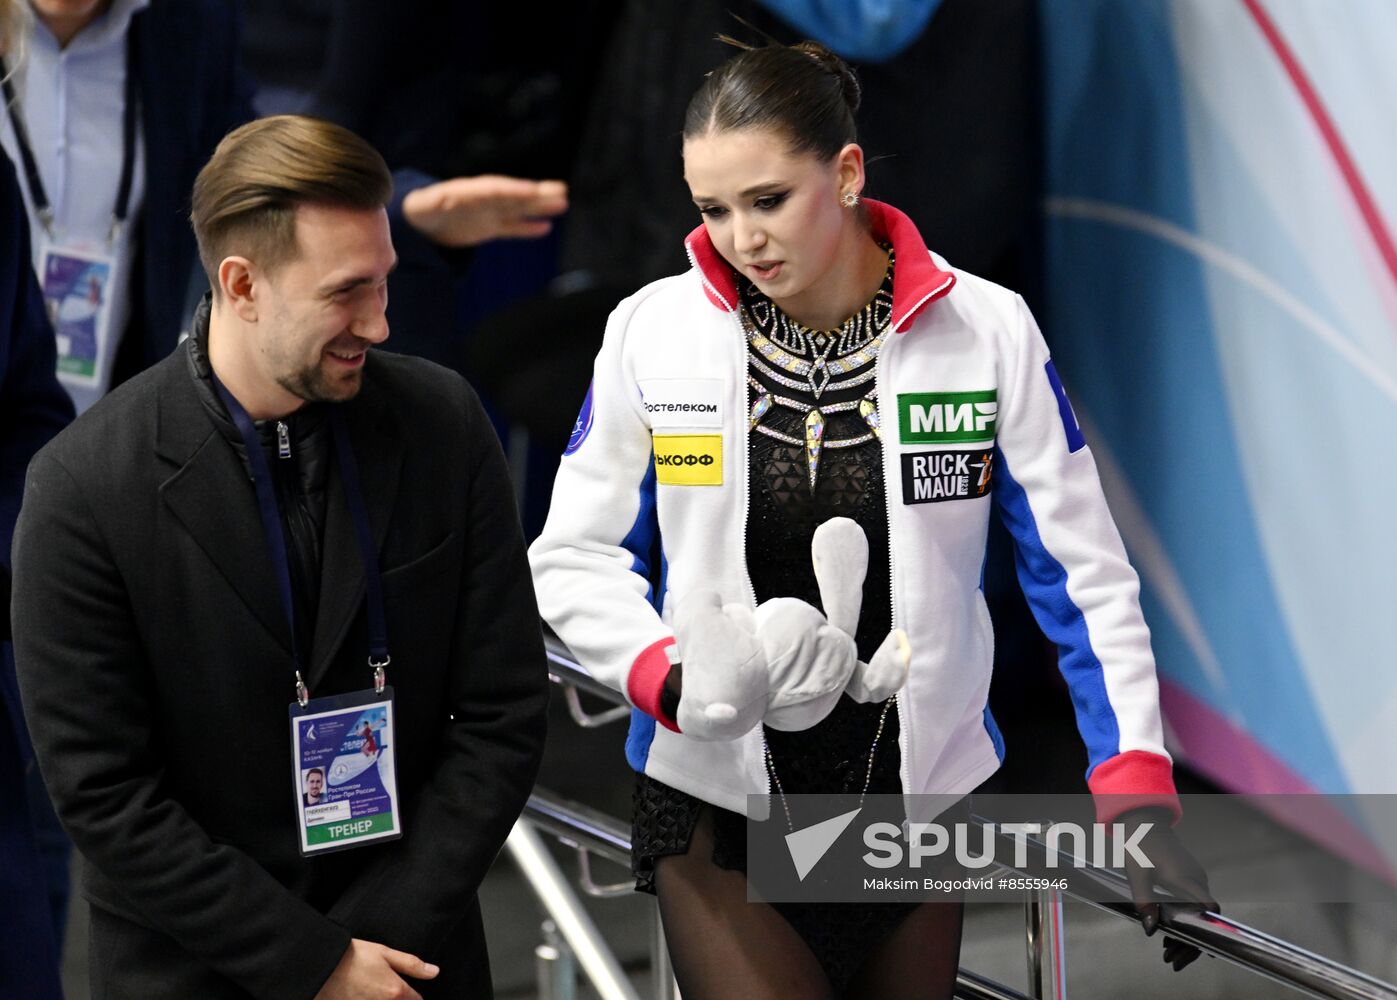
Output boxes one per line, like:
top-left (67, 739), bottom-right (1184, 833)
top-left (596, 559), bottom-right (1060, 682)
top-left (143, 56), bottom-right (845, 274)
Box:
top-left (654, 808), bottom-right (964, 1000)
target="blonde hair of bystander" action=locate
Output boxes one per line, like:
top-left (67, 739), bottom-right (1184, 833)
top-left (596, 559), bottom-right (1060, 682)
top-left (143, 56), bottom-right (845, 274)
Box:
top-left (0, 0), bottom-right (30, 71)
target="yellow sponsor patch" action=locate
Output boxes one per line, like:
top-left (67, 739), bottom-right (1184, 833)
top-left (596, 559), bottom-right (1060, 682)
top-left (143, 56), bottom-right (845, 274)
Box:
top-left (653, 434), bottom-right (723, 486)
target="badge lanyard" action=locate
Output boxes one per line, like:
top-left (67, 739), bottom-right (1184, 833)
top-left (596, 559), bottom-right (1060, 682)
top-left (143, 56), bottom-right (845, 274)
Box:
top-left (0, 25), bottom-right (140, 244)
top-left (211, 375), bottom-right (391, 705)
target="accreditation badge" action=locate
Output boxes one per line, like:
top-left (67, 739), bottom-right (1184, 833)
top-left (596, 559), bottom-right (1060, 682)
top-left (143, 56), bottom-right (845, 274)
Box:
top-left (39, 243), bottom-right (117, 390)
top-left (289, 688), bottom-right (402, 855)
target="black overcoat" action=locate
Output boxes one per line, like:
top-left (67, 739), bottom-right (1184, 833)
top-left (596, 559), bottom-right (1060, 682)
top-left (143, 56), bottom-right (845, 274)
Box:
top-left (11, 342), bottom-right (549, 999)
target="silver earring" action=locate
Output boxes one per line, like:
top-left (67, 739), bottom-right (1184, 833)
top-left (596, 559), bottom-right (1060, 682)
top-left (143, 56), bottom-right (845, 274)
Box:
top-left (841, 191), bottom-right (859, 208)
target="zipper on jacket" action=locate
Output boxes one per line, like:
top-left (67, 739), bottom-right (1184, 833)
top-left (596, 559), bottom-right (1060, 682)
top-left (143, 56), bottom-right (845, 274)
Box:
top-left (684, 240), bottom-right (736, 313)
top-left (733, 306), bottom-right (766, 796)
top-left (691, 241), bottom-right (770, 799)
top-left (276, 421), bottom-right (291, 459)
top-left (875, 332), bottom-right (913, 796)
top-left (684, 241), bottom-right (755, 607)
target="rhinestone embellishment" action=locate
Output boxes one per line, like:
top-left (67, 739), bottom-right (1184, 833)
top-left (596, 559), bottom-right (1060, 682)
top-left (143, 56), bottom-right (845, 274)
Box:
top-left (740, 246), bottom-right (894, 491)
top-left (750, 393), bottom-right (773, 428)
top-left (859, 398), bottom-right (880, 438)
top-left (804, 408), bottom-right (826, 491)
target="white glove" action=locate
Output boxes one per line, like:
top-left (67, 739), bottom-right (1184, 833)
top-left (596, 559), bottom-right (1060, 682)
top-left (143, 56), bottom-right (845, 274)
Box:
top-left (811, 517), bottom-right (911, 704)
top-left (672, 590), bottom-right (769, 741)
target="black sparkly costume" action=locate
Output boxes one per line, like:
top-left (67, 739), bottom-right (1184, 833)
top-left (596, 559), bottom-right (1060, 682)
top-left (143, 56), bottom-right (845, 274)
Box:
top-left (633, 253), bottom-right (924, 989)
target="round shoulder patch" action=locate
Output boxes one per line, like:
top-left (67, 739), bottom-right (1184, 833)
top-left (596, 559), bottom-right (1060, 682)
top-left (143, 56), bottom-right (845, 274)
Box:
top-left (563, 381), bottom-right (596, 456)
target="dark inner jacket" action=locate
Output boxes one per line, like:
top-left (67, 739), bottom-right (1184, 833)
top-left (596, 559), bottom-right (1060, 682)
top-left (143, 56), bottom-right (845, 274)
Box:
top-left (186, 296), bottom-right (328, 666)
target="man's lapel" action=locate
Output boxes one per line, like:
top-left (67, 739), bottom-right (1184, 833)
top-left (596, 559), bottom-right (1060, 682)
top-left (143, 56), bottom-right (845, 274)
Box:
top-left (306, 376), bottom-right (403, 690)
top-left (156, 357), bottom-right (295, 658)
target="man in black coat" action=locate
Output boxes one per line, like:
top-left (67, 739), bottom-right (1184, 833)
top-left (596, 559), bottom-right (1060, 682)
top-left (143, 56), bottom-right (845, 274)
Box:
top-left (10, 116), bottom-right (549, 1000)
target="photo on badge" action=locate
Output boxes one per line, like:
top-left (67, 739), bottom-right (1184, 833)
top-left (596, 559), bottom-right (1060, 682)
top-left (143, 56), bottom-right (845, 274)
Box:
top-left (40, 244), bottom-right (115, 386)
top-left (289, 689), bottom-right (402, 856)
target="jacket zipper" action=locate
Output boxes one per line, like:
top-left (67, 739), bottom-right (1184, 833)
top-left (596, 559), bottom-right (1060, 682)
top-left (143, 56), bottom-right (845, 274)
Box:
top-left (876, 331), bottom-right (913, 796)
top-left (686, 242), bottom-right (769, 798)
top-left (682, 243), bottom-right (750, 606)
top-left (684, 239), bottom-right (735, 312)
top-left (732, 297), bottom-right (765, 796)
top-left (277, 421), bottom-right (291, 459)
top-left (740, 325), bottom-right (766, 799)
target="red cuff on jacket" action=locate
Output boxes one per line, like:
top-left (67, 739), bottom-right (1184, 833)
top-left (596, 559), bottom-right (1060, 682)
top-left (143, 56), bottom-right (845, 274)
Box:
top-left (1087, 750), bottom-right (1182, 825)
top-left (628, 636), bottom-right (680, 732)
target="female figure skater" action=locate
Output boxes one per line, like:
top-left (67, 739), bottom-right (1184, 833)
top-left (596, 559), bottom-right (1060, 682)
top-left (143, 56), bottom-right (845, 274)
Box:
top-left (530, 40), bottom-right (1212, 998)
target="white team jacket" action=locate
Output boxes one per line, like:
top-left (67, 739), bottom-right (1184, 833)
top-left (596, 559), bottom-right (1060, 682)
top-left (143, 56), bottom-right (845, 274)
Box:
top-left (529, 201), bottom-right (1179, 820)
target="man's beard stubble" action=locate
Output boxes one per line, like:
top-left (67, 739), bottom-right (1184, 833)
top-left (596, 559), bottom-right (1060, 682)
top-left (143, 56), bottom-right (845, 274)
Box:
top-left (277, 360), bottom-right (365, 405)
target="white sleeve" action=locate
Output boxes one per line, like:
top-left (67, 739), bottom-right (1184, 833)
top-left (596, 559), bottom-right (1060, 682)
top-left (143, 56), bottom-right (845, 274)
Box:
top-left (528, 290), bottom-right (677, 724)
top-left (991, 295), bottom-right (1179, 819)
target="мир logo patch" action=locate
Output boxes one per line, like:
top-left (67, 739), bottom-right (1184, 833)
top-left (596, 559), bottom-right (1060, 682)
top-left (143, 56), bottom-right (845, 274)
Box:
top-left (898, 390), bottom-right (997, 444)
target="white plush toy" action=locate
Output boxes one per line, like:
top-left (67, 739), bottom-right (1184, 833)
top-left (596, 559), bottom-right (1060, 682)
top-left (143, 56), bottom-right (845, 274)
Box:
top-left (673, 517), bottom-right (910, 741)
top-left (672, 591), bottom-right (769, 741)
top-left (810, 517), bottom-right (911, 708)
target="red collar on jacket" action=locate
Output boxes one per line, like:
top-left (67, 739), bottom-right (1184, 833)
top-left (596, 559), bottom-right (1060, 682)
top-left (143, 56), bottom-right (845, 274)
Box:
top-left (683, 198), bottom-right (956, 333)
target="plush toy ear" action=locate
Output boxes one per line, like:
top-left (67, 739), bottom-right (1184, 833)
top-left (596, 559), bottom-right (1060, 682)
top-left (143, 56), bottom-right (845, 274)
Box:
top-left (847, 628), bottom-right (910, 703)
top-left (811, 517), bottom-right (869, 637)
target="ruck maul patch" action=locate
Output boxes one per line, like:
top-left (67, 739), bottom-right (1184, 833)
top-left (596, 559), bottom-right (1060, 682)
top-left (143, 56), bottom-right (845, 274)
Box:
top-left (900, 450), bottom-right (994, 504)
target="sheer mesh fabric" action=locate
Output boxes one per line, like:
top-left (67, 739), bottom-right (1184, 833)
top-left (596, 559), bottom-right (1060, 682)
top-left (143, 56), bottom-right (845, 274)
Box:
top-left (652, 805), bottom-right (964, 998)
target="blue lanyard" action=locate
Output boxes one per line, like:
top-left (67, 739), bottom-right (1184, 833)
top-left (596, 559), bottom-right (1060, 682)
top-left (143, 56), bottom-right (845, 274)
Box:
top-left (212, 375), bottom-right (390, 706)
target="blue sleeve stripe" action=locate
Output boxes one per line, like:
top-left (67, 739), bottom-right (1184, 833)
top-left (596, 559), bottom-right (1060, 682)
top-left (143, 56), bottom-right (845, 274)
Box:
top-left (627, 545), bottom-right (671, 773)
top-left (992, 448), bottom-right (1120, 778)
top-left (657, 547), bottom-right (670, 614)
top-left (626, 710), bottom-right (658, 772)
top-left (982, 704), bottom-right (1006, 763)
top-left (1044, 359), bottom-right (1087, 454)
top-left (620, 456), bottom-right (661, 772)
top-left (619, 457), bottom-right (658, 603)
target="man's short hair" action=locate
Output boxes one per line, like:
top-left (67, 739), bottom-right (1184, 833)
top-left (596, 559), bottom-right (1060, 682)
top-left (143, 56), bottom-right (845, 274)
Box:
top-left (190, 115), bottom-right (393, 295)
top-left (306, 768), bottom-right (324, 781)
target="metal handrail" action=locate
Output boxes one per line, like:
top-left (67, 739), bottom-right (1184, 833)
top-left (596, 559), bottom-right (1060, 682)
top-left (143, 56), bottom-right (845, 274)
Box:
top-left (542, 635), bottom-right (1397, 1000)
top-left (526, 786), bottom-right (631, 867)
top-left (506, 820), bottom-right (640, 1000)
top-left (957, 969), bottom-right (1043, 1000)
top-left (987, 825), bottom-right (1397, 1000)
